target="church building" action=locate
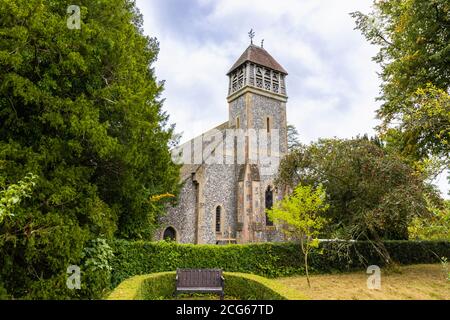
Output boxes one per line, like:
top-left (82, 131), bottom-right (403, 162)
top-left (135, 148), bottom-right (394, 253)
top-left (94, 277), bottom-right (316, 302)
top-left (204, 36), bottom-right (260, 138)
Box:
top-left (157, 40), bottom-right (289, 244)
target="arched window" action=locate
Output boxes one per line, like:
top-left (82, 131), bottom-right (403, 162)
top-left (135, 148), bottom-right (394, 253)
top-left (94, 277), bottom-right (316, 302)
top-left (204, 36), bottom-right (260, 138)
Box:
top-left (265, 186), bottom-right (274, 226)
top-left (163, 227), bottom-right (176, 241)
top-left (266, 117), bottom-right (271, 133)
top-left (215, 206), bottom-right (221, 233)
top-left (236, 117), bottom-right (240, 129)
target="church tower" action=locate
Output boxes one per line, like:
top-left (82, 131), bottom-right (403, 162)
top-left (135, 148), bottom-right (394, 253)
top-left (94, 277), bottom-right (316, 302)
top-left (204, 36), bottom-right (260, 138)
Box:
top-left (227, 39), bottom-right (288, 243)
top-left (159, 36), bottom-right (290, 245)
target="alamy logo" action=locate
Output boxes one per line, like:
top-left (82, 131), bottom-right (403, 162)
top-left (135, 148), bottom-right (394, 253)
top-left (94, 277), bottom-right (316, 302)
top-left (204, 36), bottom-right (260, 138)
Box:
top-left (67, 5), bottom-right (81, 30)
top-left (171, 128), bottom-right (281, 175)
top-left (366, 265), bottom-right (381, 290)
top-left (66, 265), bottom-right (81, 290)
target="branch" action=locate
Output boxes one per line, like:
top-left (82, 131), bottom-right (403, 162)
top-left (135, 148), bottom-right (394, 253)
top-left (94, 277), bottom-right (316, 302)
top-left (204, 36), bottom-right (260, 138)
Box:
top-left (101, 97), bottom-right (118, 104)
top-left (375, 30), bottom-right (395, 47)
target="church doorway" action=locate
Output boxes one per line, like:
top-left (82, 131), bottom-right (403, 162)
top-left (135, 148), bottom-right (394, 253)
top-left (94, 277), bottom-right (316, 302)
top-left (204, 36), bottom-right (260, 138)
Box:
top-left (265, 186), bottom-right (274, 226)
top-left (163, 226), bottom-right (177, 241)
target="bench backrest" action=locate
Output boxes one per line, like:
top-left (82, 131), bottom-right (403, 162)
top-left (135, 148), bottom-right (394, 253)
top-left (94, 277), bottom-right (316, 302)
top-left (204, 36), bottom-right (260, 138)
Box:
top-left (176, 269), bottom-right (223, 288)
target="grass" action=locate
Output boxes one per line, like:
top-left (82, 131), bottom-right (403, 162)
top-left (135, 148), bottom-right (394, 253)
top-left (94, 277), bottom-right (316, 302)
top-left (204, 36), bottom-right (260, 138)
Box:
top-left (276, 264), bottom-right (450, 300)
top-left (108, 264), bottom-right (449, 300)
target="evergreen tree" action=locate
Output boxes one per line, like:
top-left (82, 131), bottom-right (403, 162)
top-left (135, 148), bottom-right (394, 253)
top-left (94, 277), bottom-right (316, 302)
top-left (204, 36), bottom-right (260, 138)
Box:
top-left (0, 0), bottom-right (179, 298)
top-left (287, 124), bottom-right (301, 151)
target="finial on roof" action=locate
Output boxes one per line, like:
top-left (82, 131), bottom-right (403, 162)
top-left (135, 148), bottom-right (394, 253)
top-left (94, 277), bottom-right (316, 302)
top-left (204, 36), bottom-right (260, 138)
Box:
top-left (248, 29), bottom-right (255, 44)
top-left (261, 39), bottom-right (264, 48)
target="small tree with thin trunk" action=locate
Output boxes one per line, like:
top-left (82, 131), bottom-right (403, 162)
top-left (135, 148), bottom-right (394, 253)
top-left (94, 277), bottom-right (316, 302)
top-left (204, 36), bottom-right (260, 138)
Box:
top-left (267, 184), bottom-right (329, 288)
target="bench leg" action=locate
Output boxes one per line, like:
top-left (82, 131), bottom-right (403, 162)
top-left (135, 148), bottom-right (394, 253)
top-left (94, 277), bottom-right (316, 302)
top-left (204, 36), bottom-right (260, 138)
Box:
top-left (220, 291), bottom-right (224, 300)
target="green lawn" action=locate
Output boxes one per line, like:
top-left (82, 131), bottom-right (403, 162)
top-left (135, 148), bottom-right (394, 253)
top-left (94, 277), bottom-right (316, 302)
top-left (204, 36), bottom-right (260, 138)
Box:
top-left (276, 264), bottom-right (449, 300)
top-left (170, 264), bottom-right (449, 300)
top-left (108, 264), bottom-right (449, 300)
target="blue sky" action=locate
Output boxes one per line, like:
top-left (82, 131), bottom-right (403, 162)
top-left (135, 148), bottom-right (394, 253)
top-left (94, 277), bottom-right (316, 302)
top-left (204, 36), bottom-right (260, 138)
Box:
top-left (135, 0), bottom-right (449, 197)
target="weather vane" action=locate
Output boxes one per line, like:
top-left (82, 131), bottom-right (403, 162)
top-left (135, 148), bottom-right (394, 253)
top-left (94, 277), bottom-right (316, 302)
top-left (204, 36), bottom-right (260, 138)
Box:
top-left (248, 29), bottom-right (255, 44)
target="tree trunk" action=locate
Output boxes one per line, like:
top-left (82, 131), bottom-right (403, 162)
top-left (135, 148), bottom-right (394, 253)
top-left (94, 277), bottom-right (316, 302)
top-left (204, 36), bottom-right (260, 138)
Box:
top-left (300, 238), bottom-right (311, 288)
top-left (369, 229), bottom-right (392, 266)
top-left (304, 251), bottom-right (311, 288)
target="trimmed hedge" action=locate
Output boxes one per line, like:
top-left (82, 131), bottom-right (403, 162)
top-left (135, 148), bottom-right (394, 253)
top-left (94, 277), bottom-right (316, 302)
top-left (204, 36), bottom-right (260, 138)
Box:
top-left (107, 272), bottom-right (305, 300)
top-left (108, 272), bottom-right (175, 300)
top-left (110, 240), bottom-right (449, 288)
top-left (223, 272), bottom-right (305, 300)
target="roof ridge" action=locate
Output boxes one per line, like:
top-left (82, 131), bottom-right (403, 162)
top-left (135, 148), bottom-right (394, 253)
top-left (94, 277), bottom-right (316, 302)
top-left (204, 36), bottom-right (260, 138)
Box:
top-left (227, 45), bottom-right (287, 75)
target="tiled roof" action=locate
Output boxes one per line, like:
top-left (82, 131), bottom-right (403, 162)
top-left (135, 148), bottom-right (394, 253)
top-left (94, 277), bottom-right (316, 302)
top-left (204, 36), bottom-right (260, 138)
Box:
top-left (227, 44), bottom-right (288, 75)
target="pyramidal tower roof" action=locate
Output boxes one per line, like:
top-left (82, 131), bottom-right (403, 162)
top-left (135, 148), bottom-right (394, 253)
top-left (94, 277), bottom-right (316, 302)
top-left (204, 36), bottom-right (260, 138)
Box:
top-left (227, 44), bottom-right (288, 75)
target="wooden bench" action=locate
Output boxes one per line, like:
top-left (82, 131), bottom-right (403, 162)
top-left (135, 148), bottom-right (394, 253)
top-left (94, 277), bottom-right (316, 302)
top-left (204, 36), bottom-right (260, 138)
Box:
top-left (175, 269), bottom-right (225, 299)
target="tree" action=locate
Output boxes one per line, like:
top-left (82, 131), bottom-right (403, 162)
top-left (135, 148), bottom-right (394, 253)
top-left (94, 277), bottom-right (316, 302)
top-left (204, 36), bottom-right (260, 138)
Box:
top-left (287, 124), bottom-right (301, 151)
top-left (0, 0), bottom-right (179, 298)
top-left (408, 199), bottom-right (450, 241)
top-left (267, 184), bottom-right (329, 288)
top-left (276, 138), bottom-right (437, 241)
top-left (351, 0), bottom-right (450, 175)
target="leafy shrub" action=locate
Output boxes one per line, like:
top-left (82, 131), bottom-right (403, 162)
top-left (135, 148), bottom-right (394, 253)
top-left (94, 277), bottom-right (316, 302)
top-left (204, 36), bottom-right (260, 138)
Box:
top-left (110, 240), bottom-right (450, 287)
top-left (79, 238), bottom-right (114, 299)
top-left (1, 213), bottom-right (90, 299)
top-left (0, 281), bottom-right (9, 300)
top-left (0, 173), bottom-right (37, 223)
top-left (408, 200), bottom-right (450, 240)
